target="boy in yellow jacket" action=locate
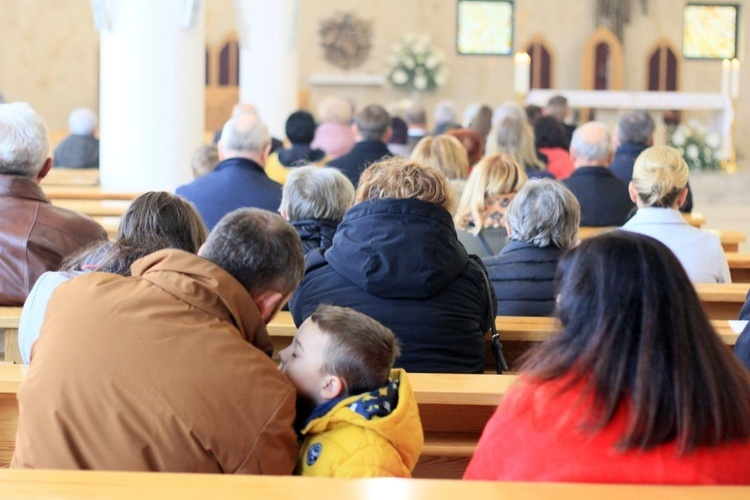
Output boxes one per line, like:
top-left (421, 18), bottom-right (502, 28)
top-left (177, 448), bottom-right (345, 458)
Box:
top-left (278, 305), bottom-right (423, 477)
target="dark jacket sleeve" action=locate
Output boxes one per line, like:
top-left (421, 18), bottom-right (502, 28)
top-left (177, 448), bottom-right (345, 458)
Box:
top-left (739, 289), bottom-right (750, 321)
top-left (734, 322), bottom-right (750, 372)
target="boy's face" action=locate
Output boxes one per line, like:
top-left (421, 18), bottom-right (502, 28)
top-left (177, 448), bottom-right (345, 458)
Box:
top-left (278, 318), bottom-right (333, 406)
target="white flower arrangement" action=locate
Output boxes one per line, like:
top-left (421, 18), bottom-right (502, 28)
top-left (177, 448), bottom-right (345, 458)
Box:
top-left (387, 34), bottom-right (447, 92)
top-left (667, 119), bottom-right (721, 171)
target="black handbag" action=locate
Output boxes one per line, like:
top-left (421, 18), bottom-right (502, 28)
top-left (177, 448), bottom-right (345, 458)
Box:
top-left (468, 255), bottom-right (509, 374)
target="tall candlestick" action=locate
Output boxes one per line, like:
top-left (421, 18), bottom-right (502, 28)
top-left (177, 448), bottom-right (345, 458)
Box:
top-left (721, 58), bottom-right (731, 95)
top-left (514, 52), bottom-right (531, 96)
top-left (730, 58), bottom-right (741, 100)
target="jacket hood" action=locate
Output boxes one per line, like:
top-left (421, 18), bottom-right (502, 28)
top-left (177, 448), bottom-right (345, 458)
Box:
top-left (323, 198), bottom-right (468, 299)
top-left (301, 369), bottom-right (423, 471)
top-left (130, 249), bottom-right (274, 356)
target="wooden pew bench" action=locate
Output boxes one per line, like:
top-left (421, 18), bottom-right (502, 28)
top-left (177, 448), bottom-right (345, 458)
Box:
top-left (727, 253), bottom-right (750, 283)
top-left (2, 469), bottom-right (747, 499)
top-left (51, 199), bottom-right (132, 217)
top-left (42, 168), bottom-right (100, 187)
top-left (0, 364), bottom-right (513, 478)
top-left (579, 226), bottom-right (746, 253)
top-left (1, 306), bottom-right (743, 367)
top-left (43, 186), bottom-right (140, 201)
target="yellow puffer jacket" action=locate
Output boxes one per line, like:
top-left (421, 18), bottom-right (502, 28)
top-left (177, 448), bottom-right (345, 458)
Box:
top-left (297, 369), bottom-right (423, 478)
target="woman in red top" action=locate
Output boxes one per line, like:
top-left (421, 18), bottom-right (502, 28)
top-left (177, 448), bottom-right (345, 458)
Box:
top-left (534, 116), bottom-right (574, 180)
top-left (464, 231), bottom-right (750, 484)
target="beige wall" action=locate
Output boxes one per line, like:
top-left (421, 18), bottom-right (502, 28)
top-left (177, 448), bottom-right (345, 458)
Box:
top-left (1, 0), bottom-right (747, 157)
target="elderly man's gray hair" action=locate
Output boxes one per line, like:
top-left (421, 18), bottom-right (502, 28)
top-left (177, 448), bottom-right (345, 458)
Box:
top-left (506, 179), bottom-right (580, 249)
top-left (570, 121), bottom-right (612, 164)
top-left (434, 100), bottom-right (457, 124)
top-left (220, 113), bottom-right (270, 155)
top-left (617, 110), bottom-right (655, 145)
top-left (281, 166), bottom-right (355, 222)
top-left (68, 108), bottom-right (98, 136)
top-left (0, 102), bottom-right (50, 177)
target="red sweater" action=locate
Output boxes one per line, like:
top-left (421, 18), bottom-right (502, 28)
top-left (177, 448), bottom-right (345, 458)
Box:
top-left (464, 376), bottom-right (750, 484)
top-left (538, 147), bottom-right (574, 180)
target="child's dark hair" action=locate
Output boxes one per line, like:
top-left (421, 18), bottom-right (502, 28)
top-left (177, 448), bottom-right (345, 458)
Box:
top-left (311, 305), bottom-right (400, 396)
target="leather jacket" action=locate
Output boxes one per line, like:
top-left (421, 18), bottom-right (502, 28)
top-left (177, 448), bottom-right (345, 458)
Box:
top-left (0, 175), bottom-right (107, 305)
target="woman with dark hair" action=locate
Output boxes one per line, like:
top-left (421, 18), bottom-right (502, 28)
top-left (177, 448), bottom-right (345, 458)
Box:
top-left (18, 192), bottom-right (208, 363)
top-left (465, 231), bottom-right (750, 483)
top-left (534, 116), bottom-right (574, 180)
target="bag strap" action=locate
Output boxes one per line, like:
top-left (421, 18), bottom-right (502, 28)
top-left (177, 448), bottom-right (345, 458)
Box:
top-left (468, 255), bottom-right (509, 374)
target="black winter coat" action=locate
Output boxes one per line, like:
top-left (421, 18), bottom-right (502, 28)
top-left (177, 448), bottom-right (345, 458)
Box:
top-left (289, 198), bottom-right (490, 373)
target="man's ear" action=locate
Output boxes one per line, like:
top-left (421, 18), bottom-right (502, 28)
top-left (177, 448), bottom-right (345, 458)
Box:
top-left (351, 123), bottom-right (360, 141)
top-left (382, 127), bottom-right (392, 143)
top-left (252, 290), bottom-right (284, 323)
top-left (217, 140), bottom-right (227, 161)
top-left (36, 158), bottom-right (52, 183)
top-left (628, 181), bottom-right (640, 203)
top-left (260, 142), bottom-right (271, 165)
top-left (503, 220), bottom-right (512, 237)
top-left (320, 374), bottom-right (345, 400)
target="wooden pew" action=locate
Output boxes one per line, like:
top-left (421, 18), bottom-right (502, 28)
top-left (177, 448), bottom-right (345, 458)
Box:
top-left (579, 227), bottom-right (746, 253)
top-left (1, 307), bottom-right (743, 366)
top-left (42, 168), bottom-right (99, 187)
top-left (0, 364), bottom-right (514, 478)
top-left (727, 253), bottom-right (750, 283)
top-left (695, 283), bottom-right (749, 320)
top-left (2, 469), bottom-right (747, 499)
top-left (51, 199), bottom-right (131, 217)
top-left (44, 186), bottom-right (140, 201)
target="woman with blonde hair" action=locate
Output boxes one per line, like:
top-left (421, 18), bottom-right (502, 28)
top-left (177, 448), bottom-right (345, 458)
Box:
top-left (290, 157), bottom-right (491, 374)
top-left (494, 117), bottom-right (553, 180)
top-left (454, 153), bottom-right (527, 257)
top-left (411, 134), bottom-right (470, 199)
top-left (622, 145), bottom-right (730, 283)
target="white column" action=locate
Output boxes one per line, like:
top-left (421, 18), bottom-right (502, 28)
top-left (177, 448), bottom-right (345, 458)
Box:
top-left (98, 0), bottom-right (205, 192)
top-left (235, 0), bottom-right (299, 138)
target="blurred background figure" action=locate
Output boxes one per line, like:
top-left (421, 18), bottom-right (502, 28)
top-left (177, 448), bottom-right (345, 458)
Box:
top-left (53, 107), bottom-right (99, 168)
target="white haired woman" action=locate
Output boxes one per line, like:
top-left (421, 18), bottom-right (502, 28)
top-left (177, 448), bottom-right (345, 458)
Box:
top-left (621, 145), bottom-right (730, 283)
top-left (483, 179), bottom-right (580, 316)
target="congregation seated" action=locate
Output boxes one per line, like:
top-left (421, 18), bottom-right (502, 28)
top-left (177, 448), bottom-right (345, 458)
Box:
top-left (461, 103), bottom-right (492, 149)
top-left (0, 102), bottom-right (106, 306)
top-left (446, 128), bottom-right (483, 168)
top-left (280, 166), bottom-right (354, 255)
top-left (190, 143), bottom-right (219, 178)
top-left (610, 110), bottom-right (693, 213)
top-left (278, 305), bottom-right (423, 477)
top-left (12, 209), bottom-right (305, 473)
top-left (177, 112), bottom-right (282, 230)
top-left (265, 110), bottom-right (327, 185)
top-left (290, 157), bottom-right (492, 374)
top-left (326, 104), bottom-right (393, 187)
top-left (563, 122), bottom-right (634, 227)
top-left (18, 191), bottom-right (208, 363)
top-left (432, 100), bottom-right (461, 135)
top-left (411, 134), bottom-right (470, 200)
top-left (311, 96), bottom-right (355, 160)
top-left (52, 107), bottom-right (99, 169)
top-left (534, 116), bottom-right (574, 180)
top-left (483, 179), bottom-right (580, 316)
top-left (622, 145), bottom-right (730, 283)
top-left (466, 231), bottom-right (750, 484)
top-left (453, 153), bottom-right (527, 258)
top-left (492, 115), bottom-right (554, 180)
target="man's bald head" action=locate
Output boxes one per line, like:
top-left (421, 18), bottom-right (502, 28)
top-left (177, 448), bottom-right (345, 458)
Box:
top-left (570, 122), bottom-right (613, 168)
top-left (218, 113), bottom-right (271, 163)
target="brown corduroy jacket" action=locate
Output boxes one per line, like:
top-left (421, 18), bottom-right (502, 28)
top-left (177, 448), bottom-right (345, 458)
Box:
top-left (12, 249), bottom-right (298, 474)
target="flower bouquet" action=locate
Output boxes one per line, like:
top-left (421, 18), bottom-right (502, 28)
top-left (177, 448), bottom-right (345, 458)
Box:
top-left (387, 34), bottom-right (447, 93)
top-left (667, 120), bottom-right (721, 171)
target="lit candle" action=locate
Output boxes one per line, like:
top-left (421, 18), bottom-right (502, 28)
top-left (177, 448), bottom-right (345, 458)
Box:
top-left (730, 58), bottom-right (741, 100)
top-left (514, 52), bottom-right (531, 96)
top-left (721, 59), bottom-right (731, 95)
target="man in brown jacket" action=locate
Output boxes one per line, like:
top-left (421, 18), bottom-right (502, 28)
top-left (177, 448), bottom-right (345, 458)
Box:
top-left (12, 208), bottom-right (305, 474)
top-left (0, 102), bottom-right (107, 305)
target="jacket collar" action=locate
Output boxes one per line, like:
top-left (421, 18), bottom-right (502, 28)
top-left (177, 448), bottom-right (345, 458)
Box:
top-left (0, 175), bottom-right (49, 203)
top-left (215, 156), bottom-right (266, 175)
top-left (627, 207), bottom-right (688, 226)
top-left (351, 141), bottom-right (391, 153)
top-left (570, 166), bottom-right (615, 177)
top-left (615, 142), bottom-right (648, 156)
top-left (130, 249), bottom-right (273, 355)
